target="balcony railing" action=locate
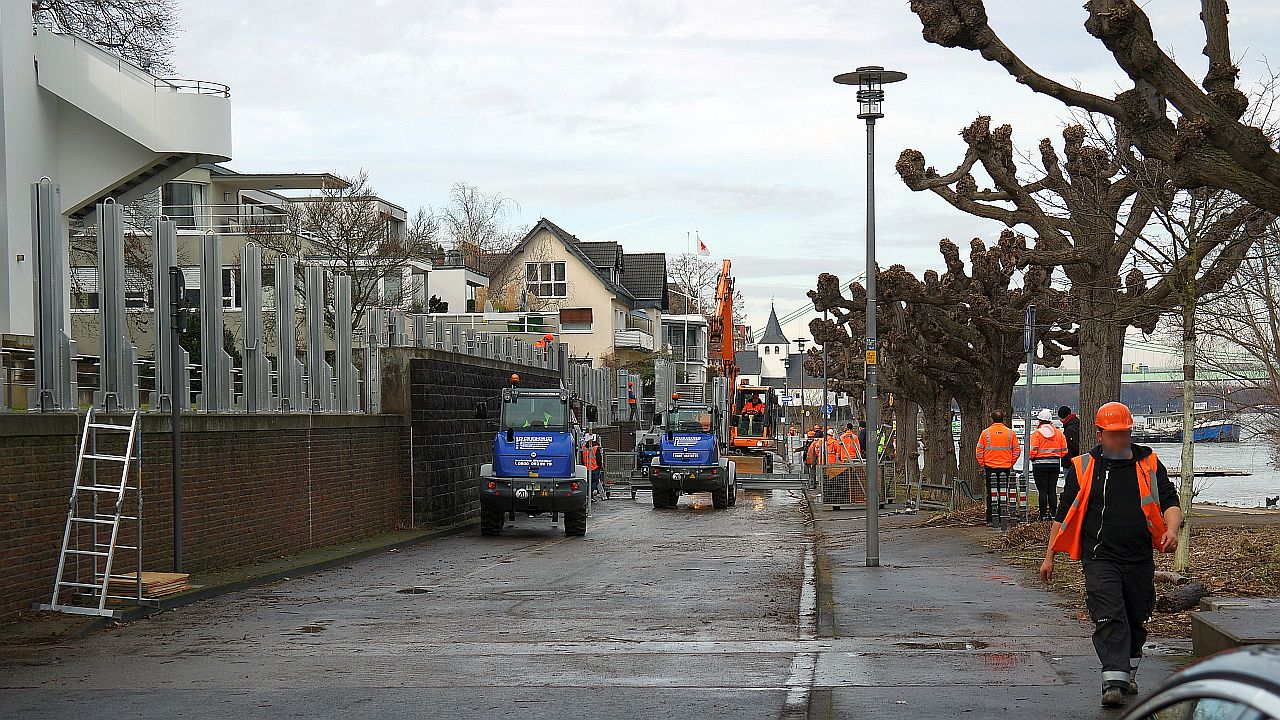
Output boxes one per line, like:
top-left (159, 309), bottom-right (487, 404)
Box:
top-left (614, 328), bottom-right (655, 352)
top-left (153, 78), bottom-right (231, 97)
top-left (160, 204), bottom-right (293, 235)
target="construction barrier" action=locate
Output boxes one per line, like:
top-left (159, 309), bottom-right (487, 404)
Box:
top-left (818, 460), bottom-right (894, 510)
top-left (602, 451), bottom-right (640, 499)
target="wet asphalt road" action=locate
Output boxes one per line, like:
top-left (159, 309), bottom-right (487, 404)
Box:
top-left (1, 489), bottom-right (815, 720)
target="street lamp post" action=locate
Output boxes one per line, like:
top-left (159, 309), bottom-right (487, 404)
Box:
top-left (796, 338), bottom-right (808, 431)
top-left (835, 65), bottom-right (907, 569)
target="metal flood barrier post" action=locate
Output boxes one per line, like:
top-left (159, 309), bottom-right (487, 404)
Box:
top-left (333, 275), bottom-right (360, 412)
top-left (304, 266), bottom-right (334, 412)
top-left (152, 218), bottom-right (189, 412)
top-left (388, 310), bottom-right (406, 347)
top-left (240, 243), bottom-right (273, 412)
top-left (29, 179), bottom-right (77, 411)
top-left (364, 307), bottom-right (384, 414)
top-left (412, 314), bottom-right (429, 348)
top-left (94, 200), bottom-right (139, 411)
top-left (275, 256), bottom-right (305, 412)
top-left (197, 232), bottom-right (234, 412)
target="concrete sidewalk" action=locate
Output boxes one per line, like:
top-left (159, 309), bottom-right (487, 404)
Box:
top-left (810, 505), bottom-right (1193, 719)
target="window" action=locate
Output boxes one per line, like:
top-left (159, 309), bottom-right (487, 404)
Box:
top-left (161, 182), bottom-right (207, 230)
top-left (70, 267), bottom-right (152, 310)
top-left (559, 307), bottom-right (593, 332)
top-left (261, 266), bottom-right (276, 310)
top-left (382, 273), bottom-right (403, 306)
top-left (221, 268), bottom-right (241, 309)
top-left (525, 261), bottom-right (566, 298)
top-left (764, 346), bottom-right (771, 355)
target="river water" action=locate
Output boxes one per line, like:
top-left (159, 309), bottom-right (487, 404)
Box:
top-left (1146, 435), bottom-right (1279, 508)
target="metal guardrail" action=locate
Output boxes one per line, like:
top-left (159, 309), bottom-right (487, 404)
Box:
top-left (153, 78), bottom-right (231, 97)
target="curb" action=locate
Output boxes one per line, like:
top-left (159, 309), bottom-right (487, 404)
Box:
top-left (802, 489), bottom-right (838, 639)
top-left (117, 520), bottom-right (477, 622)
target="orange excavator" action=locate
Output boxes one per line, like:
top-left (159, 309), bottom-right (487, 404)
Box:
top-left (707, 259), bottom-right (737, 388)
top-left (708, 260), bottom-right (779, 473)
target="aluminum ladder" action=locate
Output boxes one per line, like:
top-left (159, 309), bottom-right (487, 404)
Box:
top-left (38, 409), bottom-right (144, 617)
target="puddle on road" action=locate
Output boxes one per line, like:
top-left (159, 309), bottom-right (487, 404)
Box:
top-left (892, 640), bottom-right (990, 651)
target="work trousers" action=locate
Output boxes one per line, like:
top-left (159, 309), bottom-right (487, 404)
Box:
top-left (1031, 463), bottom-right (1060, 520)
top-left (1082, 558), bottom-right (1155, 686)
top-left (984, 466), bottom-right (1011, 526)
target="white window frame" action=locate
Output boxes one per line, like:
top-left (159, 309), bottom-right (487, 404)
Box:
top-left (525, 261), bottom-right (567, 298)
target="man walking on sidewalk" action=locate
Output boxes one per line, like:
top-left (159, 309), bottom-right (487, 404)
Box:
top-left (1040, 402), bottom-right (1182, 708)
top-left (1030, 409), bottom-right (1068, 520)
top-left (976, 409), bottom-right (1019, 527)
top-left (1058, 405), bottom-right (1081, 468)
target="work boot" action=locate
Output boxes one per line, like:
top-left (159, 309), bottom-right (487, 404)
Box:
top-left (1126, 679), bottom-right (1139, 695)
top-left (1101, 684), bottom-right (1127, 707)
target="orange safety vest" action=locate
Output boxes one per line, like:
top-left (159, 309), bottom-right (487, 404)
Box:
top-left (1051, 453), bottom-right (1167, 561)
top-left (976, 424), bottom-right (1020, 469)
top-left (1029, 425), bottom-right (1068, 460)
top-left (742, 400), bottom-right (764, 414)
top-left (840, 430), bottom-right (862, 459)
top-left (582, 445), bottom-right (599, 471)
top-left (806, 437), bottom-right (841, 464)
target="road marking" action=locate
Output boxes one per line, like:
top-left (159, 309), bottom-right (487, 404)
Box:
top-left (781, 546), bottom-right (818, 718)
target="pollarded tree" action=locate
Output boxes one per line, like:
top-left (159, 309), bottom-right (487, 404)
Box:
top-left (897, 117), bottom-right (1268, 423)
top-left (908, 0), bottom-right (1280, 214)
top-left (808, 277), bottom-right (956, 486)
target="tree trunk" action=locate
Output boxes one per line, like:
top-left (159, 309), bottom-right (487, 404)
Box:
top-left (1174, 297), bottom-right (1196, 573)
top-left (1076, 317), bottom-right (1128, 432)
top-left (902, 399), bottom-right (921, 486)
top-left (921, 391), bottom-right (957, 485)
top-left (956, 394), bottom-right (985, 505)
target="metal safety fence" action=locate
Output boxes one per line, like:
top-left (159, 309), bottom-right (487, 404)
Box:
top-left (817, 460), bottom-right (895, 509)
top-left (12, 178), bottom-right (566, 415)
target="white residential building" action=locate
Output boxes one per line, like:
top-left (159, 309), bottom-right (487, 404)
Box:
top-left (0, 0), bottom-right (232, 337)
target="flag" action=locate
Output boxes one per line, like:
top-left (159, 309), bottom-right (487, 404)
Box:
top-left (697, 236), bottom-right (710, 256)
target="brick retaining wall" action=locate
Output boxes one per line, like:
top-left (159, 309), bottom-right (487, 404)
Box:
top-left (0, 413), bottom-right (408, 622)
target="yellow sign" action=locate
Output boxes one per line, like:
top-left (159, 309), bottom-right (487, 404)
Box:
top-left (865, 350), bottom-right (878, 365)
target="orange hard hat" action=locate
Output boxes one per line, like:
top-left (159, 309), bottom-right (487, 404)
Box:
top-left (510, 373), bottom-right (520, 384)
top-left (1095, 402), bottom-right (1133, 431)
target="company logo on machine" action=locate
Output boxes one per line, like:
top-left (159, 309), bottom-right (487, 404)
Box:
top-left (514, 436), bottom-right (553, 450)
top-left (673, 436), bottom-right (703, 447)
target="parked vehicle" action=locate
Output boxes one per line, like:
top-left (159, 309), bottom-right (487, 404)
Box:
top-left (646, 393), bottom-right (737, 509)
top-left (477, 375), bottom-right (589, 536)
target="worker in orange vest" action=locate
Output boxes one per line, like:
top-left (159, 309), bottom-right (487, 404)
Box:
top-left (976, 409), bottom-right (1020, 527)
top-left (582, 439), bottom-right (603, 499)
top-left (1029, 408), bottom-right (1069, 520)
top-left (626, 382), bottom-right (637, 422)
top-left (1040, 402), bottom-right (1181, 708)
top-left (840, 422), bottom-right (862, 460)
top-left (807, 428), bottom-right (848, 466)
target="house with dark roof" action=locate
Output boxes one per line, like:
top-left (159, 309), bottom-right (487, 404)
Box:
top-left (482, 218), bottom-right (668, 367)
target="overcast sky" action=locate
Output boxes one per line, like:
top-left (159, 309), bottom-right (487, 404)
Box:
top-left (172, 1), bottom-right (1280, 355)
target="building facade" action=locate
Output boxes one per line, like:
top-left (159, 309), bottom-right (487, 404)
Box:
top-left (483, 218), bottom-right (667, 368)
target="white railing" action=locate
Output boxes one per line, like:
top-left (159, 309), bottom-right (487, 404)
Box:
top-left (615, 329), bottom-right (655, 351)
top-left (161, 204), bottom-right (292, 235)
top-left (153, 78), bottom-right (231, 97)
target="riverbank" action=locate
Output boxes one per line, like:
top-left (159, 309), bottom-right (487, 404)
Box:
top-left (976, 509), bottom-right (1280, 639)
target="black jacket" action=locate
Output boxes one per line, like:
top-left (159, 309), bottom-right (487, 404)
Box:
top-left (1061, 413), bottom-right (1081, 459)
top-left (1054, 444), bottom-right (1180, 563)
